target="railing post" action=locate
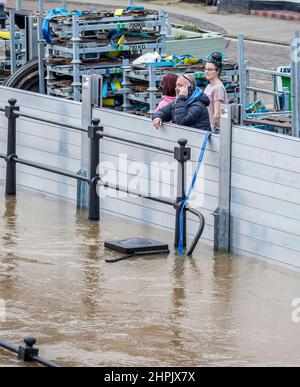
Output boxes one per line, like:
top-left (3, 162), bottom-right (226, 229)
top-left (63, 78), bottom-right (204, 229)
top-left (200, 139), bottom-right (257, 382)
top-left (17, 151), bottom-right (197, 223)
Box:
top-left (291, 31), bottom-right (300, 138)
top-left (174, 138), bottom-right (191, 249)
top-left (213, 104), bottom-right (240, 252)
top-left (5, 99), bottom-right (19, 196)
top-left (238, 35), bottom-right (247, 123)
top-left (88, 118), bottom-right (102, 221)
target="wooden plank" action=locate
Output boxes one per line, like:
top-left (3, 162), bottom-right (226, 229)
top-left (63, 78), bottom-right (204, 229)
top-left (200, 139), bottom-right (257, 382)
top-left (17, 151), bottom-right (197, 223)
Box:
top-left (244, 118), bottom-right (291, 130)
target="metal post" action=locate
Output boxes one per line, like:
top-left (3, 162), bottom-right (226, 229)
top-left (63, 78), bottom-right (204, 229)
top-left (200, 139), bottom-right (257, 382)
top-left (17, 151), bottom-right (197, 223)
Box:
top-left (282, 87), bottom-right (289, 112)
top-left (238, 35), bottom-right (246, 123)
top-left (272, 72), bottom-right (279, 111)
top-left (71, 14), bottom-right (81, 102)
top-left (37, 15), bottom-right (46, 94)
top-left (213, 104), bottom-right (240, 252)
top-left (78, 75), bottom-right (102, 210)
top-left (25, 15), bottom-right (35, 62)
top-left (5, 99), bottom-right (20, 197)
top-left (159, 10), bottom-right (167, 56)
top-left (88, 119), bottom-right (102, 221)
top-left (9, 10), bottom-right (17, 75)
top-left (148, 65), bottom-right (158, 115)
top-left (122, 60), bottom-right (132, 112)
top-left (39, 0), bottom-right (45, 15)
top-left (16, 0), bottom-right (22, 11)
top-left (174, 139), bottom-right (191, 249)
top-left (291, 31), bottom-right (300, 137)
top-left (62, 0), bottom-right (67, 9)
top-left (245, 65), bottom-right (250, 104)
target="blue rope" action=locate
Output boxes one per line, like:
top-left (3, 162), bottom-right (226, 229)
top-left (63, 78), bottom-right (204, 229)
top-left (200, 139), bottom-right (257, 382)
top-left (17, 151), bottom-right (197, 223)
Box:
top-left (178, 131), bottom-right (211, 255)
top-left (42, 8), bottom-right (83, 44)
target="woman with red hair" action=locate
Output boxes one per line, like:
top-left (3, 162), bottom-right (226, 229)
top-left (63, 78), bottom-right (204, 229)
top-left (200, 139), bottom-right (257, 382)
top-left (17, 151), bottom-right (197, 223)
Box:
top-left (155, 73), bottom-right (178, 112)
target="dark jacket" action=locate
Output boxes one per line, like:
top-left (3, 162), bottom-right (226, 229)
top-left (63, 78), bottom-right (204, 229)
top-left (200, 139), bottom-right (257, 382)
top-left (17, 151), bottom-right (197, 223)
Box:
top-left (152, 87), bottom-right (211, 131)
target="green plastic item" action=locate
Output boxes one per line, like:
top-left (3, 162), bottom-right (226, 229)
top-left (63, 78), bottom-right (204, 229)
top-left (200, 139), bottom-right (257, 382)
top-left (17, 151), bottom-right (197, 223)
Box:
top-left (195, 72), bottom-right (205, 78)
top-left (281, 75), bottom-right (292, 110)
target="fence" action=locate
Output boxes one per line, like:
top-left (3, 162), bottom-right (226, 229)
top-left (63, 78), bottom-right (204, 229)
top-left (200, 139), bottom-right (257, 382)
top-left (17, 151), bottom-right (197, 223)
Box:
top-left (0, 85), bottom-right (299, 270)
top-left (238, 33), bottom-right (300, 138)
top-left (0, 90), bottom-right (214, 253)
top-left (221, 105), bottom-right (300, 271)
top-left (91, 107), bottom-right (220, 245)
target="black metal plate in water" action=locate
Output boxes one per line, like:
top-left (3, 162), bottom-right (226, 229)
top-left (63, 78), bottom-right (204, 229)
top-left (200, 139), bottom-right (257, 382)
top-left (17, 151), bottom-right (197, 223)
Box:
top-left (104, 238), bottom-right (169, 254)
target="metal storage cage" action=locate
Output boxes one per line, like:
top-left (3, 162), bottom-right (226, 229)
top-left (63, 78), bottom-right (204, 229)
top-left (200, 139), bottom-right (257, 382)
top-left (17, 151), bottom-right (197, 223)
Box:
top-left (122, 60), bottom-right (240, 116)
top-left (39, 9), bottom-right (167, 101)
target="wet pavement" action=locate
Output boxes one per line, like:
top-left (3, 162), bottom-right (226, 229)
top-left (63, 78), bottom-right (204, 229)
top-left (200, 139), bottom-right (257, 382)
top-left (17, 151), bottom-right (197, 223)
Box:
top-left (0, 183), bottom-right (300, 367)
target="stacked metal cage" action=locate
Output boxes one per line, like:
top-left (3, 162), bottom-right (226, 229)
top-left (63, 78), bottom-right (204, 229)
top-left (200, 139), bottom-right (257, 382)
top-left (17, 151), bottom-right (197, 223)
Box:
top-left (41, 8), bottom-right (167, 102)
top-left (122, 60), bottom-right (240, 116)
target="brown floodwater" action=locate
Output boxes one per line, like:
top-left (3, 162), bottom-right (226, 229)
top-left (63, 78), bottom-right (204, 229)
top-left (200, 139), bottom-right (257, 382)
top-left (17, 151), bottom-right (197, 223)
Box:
top-left (0, 183), bottom-right (300, 367)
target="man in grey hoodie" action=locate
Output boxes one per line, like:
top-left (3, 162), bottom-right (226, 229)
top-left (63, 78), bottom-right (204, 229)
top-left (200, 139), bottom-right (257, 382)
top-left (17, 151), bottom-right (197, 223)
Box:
top-left (152, 73), bottom-right (211, 131)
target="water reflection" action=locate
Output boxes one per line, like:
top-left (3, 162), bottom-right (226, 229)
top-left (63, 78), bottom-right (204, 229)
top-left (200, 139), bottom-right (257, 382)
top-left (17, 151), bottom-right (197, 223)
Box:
top-left (0, 196), bottom-right (17, 289)
top-left (0, 184), bottom-right (300, 367)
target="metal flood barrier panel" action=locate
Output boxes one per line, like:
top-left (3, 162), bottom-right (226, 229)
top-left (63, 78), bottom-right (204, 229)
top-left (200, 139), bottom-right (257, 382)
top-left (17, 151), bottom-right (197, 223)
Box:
top-left (0, 86), bottom-right (300, 269)
top-left (0, 86), bottom-right (220, 246)
top-left (230, 124), bottom-right (300, 270)
top-left (0, 87), bottom-right (82, 200)
top-left (92, 107), bottom-right (220, 245)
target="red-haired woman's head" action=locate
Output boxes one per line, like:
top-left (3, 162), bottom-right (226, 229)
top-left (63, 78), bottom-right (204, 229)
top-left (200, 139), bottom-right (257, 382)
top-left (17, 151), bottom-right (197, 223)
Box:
top-left (162, 73), bottom-right (178, 97)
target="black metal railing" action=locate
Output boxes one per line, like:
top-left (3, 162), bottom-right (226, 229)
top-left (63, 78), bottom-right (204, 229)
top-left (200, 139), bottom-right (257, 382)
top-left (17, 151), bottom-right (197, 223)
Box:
top-left (0, 98), bottom-right (205, 253)
top-left (0, 337), bottom-right (60, 368)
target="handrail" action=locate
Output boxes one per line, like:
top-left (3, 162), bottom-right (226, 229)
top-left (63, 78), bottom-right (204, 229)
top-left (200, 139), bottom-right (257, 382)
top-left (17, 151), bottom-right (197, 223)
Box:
top-left (1, 99), bottom-right (207, 254)
top-left (16, 112), bottom-right (87, 133)
top-left (186, 206), bottom-right (205, 256)
top-left (0, 337), bottom-right (60, 368)
top-left (98, 180), bottom-right (176, 207)
top-left (246, 67), bottom-right (291, 78)
top-left (246, 86), bottom-right (285, 97)
top-left (0, 104), bottom-right (86, 133)
top-left (13, 156), bottom-right (90, 182)
top-left (98, 180), bottom-right (205, 256)
top-left (100, 132), bottom-right (174, 155)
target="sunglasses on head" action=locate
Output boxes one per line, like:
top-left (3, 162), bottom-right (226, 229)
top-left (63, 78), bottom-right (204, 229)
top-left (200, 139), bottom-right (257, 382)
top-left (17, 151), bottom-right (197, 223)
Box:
top-left (181, 74), bottom-right (195, 86)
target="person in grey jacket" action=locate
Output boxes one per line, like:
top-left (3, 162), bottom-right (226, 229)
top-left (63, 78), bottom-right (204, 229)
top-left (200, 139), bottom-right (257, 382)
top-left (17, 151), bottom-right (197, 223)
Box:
top-left (152, 73), bottom-right (211, 131)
